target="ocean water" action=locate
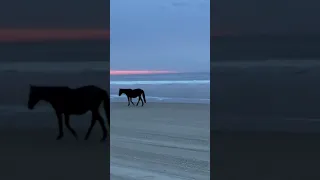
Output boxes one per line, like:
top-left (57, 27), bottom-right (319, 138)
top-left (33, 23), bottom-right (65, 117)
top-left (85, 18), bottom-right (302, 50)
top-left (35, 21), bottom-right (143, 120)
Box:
top-left (110, 72), bottom-right (210, 104)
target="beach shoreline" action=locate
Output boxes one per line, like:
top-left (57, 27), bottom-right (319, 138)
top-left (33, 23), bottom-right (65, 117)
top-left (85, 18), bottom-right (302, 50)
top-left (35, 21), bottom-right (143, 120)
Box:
top-left (110, 102), bottom-right (210, 180)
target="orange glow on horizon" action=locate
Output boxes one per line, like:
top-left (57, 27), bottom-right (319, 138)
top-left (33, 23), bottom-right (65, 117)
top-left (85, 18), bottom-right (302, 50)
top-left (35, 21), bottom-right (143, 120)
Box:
top-left (110, 70), bottom-right (176, 75)
top-left (0, 29), bottom-right (109, 42)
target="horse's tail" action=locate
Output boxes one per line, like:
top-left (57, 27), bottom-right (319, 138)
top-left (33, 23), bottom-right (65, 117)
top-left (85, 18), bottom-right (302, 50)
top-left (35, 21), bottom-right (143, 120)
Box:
top-left (102, 90), bottom-right (110, 133)
top-left (142, 90), bottom-right (147, 103)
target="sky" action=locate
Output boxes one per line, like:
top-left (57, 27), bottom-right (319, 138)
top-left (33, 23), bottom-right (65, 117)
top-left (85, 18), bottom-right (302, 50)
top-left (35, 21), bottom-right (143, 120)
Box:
top-left (212, 0), bottom-right (320, 35)
top-left (1, 0), bottom-right (320, 72)
top-left (110, 0), bottom-right (210, 72)
top-left (0, 0), bottom-right (109, 41)
top-left (0, 0), bottom-right (109, 29)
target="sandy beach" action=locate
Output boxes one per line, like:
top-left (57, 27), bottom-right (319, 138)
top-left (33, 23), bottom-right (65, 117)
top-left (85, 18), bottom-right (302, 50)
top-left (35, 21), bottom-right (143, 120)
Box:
top-left (211, 61), bottom-right (320, 179)
top-left (0, 112), bottom-right (109, 180)
top-left (212, 131), bottom-right (320, 180)
top-left (110, 102), bottom-right (210, 180)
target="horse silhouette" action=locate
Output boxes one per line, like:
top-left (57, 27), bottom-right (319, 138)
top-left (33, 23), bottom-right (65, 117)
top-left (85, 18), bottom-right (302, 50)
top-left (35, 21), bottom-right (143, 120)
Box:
top-left (27, 85), bottom-right (110, 142)
top-left (119, 88), bottom-right (146, 106)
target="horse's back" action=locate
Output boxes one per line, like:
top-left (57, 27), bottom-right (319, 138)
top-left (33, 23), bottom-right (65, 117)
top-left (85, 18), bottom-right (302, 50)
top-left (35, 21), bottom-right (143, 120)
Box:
top-left (66, 86), bottom-right (107, 111)
top-left (133, 88), bottom-right (144, 93)
top-left (75, 85), bottom-right (103, 91)
top-left (73, 85), bottom-right (106, 94)
top-left (126, 88), bottom-right (143, 97)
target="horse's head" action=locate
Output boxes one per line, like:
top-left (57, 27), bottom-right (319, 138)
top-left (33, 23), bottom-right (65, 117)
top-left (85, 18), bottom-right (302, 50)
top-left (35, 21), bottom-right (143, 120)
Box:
top-left (118, 89), bottom-right (123, 96)
top-left (28, 85), bottom-right (41, 110)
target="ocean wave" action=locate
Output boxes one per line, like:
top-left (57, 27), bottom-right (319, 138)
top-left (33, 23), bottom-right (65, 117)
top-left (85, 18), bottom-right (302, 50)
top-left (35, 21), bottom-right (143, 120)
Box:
top-left (110, 80), bottom-right (210, 85)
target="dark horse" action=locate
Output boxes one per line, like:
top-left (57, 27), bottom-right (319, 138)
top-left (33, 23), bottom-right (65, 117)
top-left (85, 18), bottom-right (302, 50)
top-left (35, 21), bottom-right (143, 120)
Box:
top-left (119, 88), bottom-right (146, 106)
top-left (27, 85), bottom-right (110, 142)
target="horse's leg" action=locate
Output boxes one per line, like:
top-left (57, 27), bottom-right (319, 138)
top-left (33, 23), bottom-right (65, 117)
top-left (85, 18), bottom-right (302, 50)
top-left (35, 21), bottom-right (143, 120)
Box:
top-left (64, 114), bottom-right (78, 140)
top-left (130, 98), bottom-right (135, 105)
top-left (140, 95), bottom-right (144, 106)
top-left (55, 112), bottom-right (64, 140)
top-left (84, 112), bottom-right (97, 140)
top-left (96, 112), bottom-right (108, 142)
top-left (127, 96), bottom-right (130, 106)
top-left (136, 97), bottom-right (141, 106)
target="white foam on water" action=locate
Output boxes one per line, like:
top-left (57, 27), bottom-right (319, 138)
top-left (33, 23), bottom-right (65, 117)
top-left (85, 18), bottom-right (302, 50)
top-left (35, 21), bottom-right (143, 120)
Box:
top-left (110, 95), bottom-right (210, 104)
top-left (110, 80), bottom-right (209, 85)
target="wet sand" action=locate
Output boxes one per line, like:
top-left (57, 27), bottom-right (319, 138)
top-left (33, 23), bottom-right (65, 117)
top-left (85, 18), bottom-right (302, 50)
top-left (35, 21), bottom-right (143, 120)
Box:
top-left (110, 102), bottom-right (210, 180)
top-left (212, 130), bottom-right (320, 179)
top-left (0, 126), bottom-right (109, 180)
top-left (211, 61), bottom-right (320, 179)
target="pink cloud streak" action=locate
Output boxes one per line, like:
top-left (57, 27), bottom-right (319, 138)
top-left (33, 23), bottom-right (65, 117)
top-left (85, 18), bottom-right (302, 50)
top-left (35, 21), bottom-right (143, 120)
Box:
top-left (0, 29), bottom-right (109, 42)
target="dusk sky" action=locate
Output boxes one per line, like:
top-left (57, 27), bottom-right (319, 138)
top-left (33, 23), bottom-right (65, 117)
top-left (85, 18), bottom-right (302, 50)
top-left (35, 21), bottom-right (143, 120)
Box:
top-left (110, 0), bottom-right (210, 72)
top-left (0, 0), bottom-right (108, 29)
top-left (0, 0), bottom-right (109, 41)
top-left (212, 0), bottom-right (320, 35)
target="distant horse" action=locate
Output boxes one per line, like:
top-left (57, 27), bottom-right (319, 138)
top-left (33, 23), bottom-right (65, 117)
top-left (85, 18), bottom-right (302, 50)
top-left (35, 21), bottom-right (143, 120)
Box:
top-left (119, 88), bottom-right (146, 106)
top-left (27, 85), bottom-right (110, 142)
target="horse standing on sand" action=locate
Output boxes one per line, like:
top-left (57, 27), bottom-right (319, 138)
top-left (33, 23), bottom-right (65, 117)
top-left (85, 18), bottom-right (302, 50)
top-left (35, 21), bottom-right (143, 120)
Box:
top-left (119, 88), bottom-right (147, 106)
top-left (27, 85), bottom-right (110, 142)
